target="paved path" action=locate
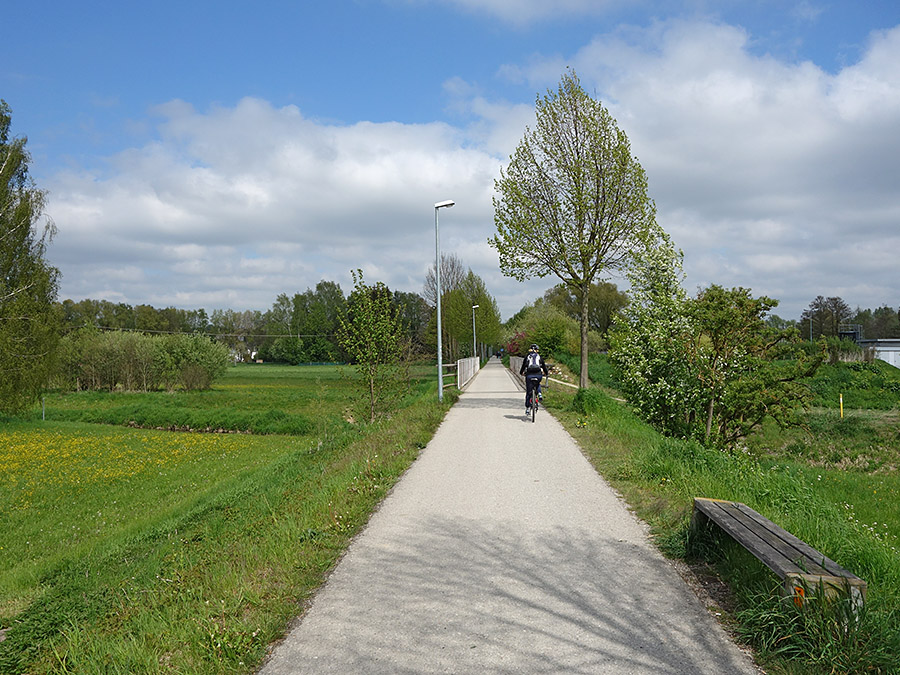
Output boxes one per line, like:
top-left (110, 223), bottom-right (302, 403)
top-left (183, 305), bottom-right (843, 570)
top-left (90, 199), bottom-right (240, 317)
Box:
top-left (259, 358), bottom-right (758, 674)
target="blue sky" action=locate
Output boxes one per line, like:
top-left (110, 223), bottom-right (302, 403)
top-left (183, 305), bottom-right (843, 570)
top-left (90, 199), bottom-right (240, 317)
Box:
top-left (3, 0), bottom-right (900, 321)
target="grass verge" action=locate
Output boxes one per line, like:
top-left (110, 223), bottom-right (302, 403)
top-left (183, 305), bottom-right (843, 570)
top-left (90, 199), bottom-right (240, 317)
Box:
top-left (542, 380), bottom-right (900, 674)
top-left (1, 367), bottom-right (455, 673)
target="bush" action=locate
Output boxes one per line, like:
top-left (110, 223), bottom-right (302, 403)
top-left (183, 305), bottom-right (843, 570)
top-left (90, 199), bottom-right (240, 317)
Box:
top-left (53, 329), bottom-right (231, 392)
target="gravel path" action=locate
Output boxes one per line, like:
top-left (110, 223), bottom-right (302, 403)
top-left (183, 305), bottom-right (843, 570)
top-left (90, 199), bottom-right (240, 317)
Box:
top-left (259, 358), bottom-right (759, 674)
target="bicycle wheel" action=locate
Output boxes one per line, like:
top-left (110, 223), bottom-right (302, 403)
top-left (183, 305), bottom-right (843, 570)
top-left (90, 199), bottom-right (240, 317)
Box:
top-left (532, 399), bottom-right (537, 423)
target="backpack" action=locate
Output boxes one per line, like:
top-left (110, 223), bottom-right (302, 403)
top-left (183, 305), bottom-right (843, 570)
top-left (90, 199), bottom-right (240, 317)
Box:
top-left (525, 352), bottom-right (542, 374)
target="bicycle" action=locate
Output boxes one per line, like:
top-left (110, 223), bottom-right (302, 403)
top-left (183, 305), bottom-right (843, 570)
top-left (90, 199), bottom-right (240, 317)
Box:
top-left (525, 380), bottom-right (546, 423)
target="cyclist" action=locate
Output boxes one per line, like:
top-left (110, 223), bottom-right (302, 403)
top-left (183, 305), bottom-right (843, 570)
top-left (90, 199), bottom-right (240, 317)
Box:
top-left (519, 344), bottom-right (549, 416)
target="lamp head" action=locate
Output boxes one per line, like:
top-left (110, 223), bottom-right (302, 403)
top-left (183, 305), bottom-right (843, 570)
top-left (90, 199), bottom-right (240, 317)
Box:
top-left (434, 199), bottom-right (455, 209)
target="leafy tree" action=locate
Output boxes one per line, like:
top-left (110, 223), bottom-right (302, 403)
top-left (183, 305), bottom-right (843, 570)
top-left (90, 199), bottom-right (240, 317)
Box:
top-left (765, 314), bottom-right (796, 331)
top-left (870, 305), bottom-right (900, 339)
top-left (337, 270), bottom-right (409, 423)
top-left (543, 281), bottom-right (628, 336)
top-left (210, 309), bottom-right (263, 361)
top-left (687, 285), bottom-right (819, 446)
top-left (610, 239), bottom-right (821, 447)
top-left (609, 235), bottom-right (696, 436)
top-left (490, 71), bottom-right (658, 387)
top-left (0, 100), bottom-right (61, 414)
top-left (800, 295), bottom-right (851, 340)
top-left (505, 298), bottom-right (601, 358)
top-left (291, 280), bottom-right (345, 362)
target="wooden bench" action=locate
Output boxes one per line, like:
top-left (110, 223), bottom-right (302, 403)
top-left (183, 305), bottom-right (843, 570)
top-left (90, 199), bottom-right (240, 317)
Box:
top-left (690, 497), bottom-right (867, 611)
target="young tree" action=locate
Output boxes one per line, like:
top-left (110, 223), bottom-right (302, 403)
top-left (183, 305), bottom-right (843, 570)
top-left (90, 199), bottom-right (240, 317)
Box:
top-left (0, 100), bottom-right (61, 414)
top-left (687, 286), bottom-right (819, 446)
top-left (608, 235), bottom-right (696, 436)
top-left (338, 270), bottom-right (409, 423)
top-left (491, 71), bottom-right (658, 387)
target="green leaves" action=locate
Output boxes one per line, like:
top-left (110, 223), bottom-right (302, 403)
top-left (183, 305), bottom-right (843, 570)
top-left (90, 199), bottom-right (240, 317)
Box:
top-left (491, 71), bottom-right (658, 386)
top-left (609, 238), bottom-right (819, 447)
top-left (337, 270), bottom-right (409, 423)
top-left (0, 100), bottom-right (61, 414)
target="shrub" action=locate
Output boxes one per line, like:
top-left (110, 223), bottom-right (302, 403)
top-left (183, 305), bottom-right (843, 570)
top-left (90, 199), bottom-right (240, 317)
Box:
top-left (53, 330), bottom-right (230, 392)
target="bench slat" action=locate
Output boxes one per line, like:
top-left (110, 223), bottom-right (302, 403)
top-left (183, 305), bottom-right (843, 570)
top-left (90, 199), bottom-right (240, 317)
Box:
top-left (692, 497), bottom-right (867, 610)
top-left (694, 499), bottom-right (823, 577)
top-left (695, 499), bottom-right (831, 577)
top-left (693, 498), bottom-right (862, 582)
top-left (729, 503), bottom-right (860, 580)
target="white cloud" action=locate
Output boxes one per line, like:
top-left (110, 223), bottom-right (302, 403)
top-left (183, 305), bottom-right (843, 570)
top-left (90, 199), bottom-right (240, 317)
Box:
top-left (45, 19), bottom-right (900, 322)
top-left (47, 97), bottom-right (513, 314)
top-left (543, 19), bottom-right (900, 316)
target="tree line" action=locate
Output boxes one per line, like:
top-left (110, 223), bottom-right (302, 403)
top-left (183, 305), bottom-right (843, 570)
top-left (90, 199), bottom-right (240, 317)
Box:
top-left (56, 259), bottom-right (503, 366)
top-left (793, 296), bottom-right (900, 340)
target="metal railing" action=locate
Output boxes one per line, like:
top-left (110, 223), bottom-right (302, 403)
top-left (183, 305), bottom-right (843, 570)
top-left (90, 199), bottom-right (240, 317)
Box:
top-left (456, 356), bottom-right (480, 389)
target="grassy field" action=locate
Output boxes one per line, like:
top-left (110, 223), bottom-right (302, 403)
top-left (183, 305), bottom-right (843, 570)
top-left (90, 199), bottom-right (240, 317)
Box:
top-left (1, 364), bottom-right (454, 673)
top-left (6, 355), bottom-right (898, 673)
top-left (544, 355), bottom-right (900, 674)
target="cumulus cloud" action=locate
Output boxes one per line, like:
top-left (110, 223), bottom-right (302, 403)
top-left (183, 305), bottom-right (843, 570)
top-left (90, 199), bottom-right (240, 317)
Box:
top-left (46, 18), bottom-right (900, 321)
top-left (48, 97), bottom-right (507, 313)
top-left (550, 20), bottom-right (900, 315)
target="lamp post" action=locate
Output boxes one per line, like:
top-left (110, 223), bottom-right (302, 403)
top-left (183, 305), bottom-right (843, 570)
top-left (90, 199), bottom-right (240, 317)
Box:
top-left (434, 199), bottom-right (454, 402)
top-left (471, 304), bottom-right (479, 360)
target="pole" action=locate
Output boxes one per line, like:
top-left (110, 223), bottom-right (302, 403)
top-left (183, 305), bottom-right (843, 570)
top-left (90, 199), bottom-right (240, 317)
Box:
top-left (433, 200), bottom-right (454, 402)
top-left (435, 207), bottom-right (443, 402)
top-left (471, 304), bottom-right (479, 360)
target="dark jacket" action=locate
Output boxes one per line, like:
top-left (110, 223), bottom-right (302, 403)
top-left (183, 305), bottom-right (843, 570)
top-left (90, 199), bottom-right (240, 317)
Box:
top-left (520, 352), bottom-right (549, 379)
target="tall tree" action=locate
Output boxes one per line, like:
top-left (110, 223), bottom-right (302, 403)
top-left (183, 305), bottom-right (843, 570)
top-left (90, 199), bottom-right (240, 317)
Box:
top-left (490, 71), bottom-right (658, 387)
top-left (423, 252), bottom-right (466, 307)
top-left (392, 290), bottom-right (431, 351)
top-left (824, 296), bottom-right (852, 336)
top-left (800, 295), bottom-right (851, 339)
top-left (871, 305), bottom-right (900, 338)
top-left (0, 100), bottom-right (61, 413)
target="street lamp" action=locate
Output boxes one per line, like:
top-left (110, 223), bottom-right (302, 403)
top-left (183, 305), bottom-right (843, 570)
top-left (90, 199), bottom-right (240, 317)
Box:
top-left (434, 199), bottom-right (454, 402)
top-left (472, 304), bottom-right (479, 360)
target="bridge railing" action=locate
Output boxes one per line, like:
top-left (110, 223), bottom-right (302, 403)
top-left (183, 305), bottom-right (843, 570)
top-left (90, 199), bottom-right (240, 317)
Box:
top-left (456, 357), bottom-right (480, 389)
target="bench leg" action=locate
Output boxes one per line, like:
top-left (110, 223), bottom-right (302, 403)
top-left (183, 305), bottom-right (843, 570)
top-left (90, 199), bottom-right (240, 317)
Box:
top-left (784, 574), bottom-right (865, 619)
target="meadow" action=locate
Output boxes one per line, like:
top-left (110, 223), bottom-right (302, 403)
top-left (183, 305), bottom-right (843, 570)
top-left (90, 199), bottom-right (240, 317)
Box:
top-left (544, 355), bottom-right (900, 674)
top-left (1, 364), bottom-right (453, 673)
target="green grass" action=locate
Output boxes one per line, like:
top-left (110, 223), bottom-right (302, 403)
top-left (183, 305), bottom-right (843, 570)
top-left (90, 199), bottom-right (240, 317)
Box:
top-left (551, 351), bottom-right (619, 392)
top-left (544, 352), bottom-right (900, 674)
top-left (0, 364), bottom-right (454, 673)
top-left (808, 360), bottom-right (900, 410)
top-left (28, 364), bottom-right (416, 434)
